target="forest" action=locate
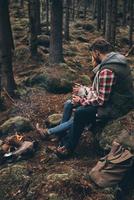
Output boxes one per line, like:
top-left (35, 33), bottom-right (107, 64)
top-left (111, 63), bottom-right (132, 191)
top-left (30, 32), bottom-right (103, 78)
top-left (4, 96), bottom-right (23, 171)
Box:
top-left (0, 0), bottom-right (134, 199)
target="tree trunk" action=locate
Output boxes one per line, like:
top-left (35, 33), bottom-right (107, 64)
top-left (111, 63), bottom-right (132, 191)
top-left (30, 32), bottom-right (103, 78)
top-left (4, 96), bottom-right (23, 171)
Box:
top-left (102, 0), bottom-right (106, 35)
top-left (46, 0), bottom-right (49, 34)
top-left (92, 0), bottom-right (97, 19)
top-left (49, 0), bottom-right (63, 64)
top-left (77, 0), bottom-right (81, 18)
top-left (64, 0), bottom-right (71, 40)
top-left (129, 0), bottom-right (134, 47)
top-left (28, 0), bottom-right (38, 56)
top-left (122, 0), bottom-right (127, 26)
top-left (97, 0), bottom-right (101, 30)
top-left (105, 0), bottom-right (112, 42)
top-left (110, 0), bottom-right (117, 45)
top-left (0, 59), bottom-right (2, 100)
top-left (20, 0), bottom-right (24, 9)
top-left (83, 0), bottom-right (87, 19)
top-left (72, 0), bottom-right (76, 21)
top-left (0, 0), bottom-right (16, 96)
top-left (36, 0), bottom-right (41, 34)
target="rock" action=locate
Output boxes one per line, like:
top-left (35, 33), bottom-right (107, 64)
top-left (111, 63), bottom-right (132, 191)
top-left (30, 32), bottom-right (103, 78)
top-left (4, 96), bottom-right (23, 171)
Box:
top-left (82, 23), bottom-right (95, 32)
top-left (37, 35), bottom-right (50, 47)
top-left (46, 114), bottom-right (62, 128)
top-left (25, 65), bottom-right (76, 94)
top-left (0, 116), bottom-right (33, 135)
top-left (0, 164), bottom-right (30, 200)
top-left (74, 21), bottom-right (95, 32)
top-left (99, 110), bottom-right (134, 152)
top-left (63, 49), bottom-right (77, 57)
top-left (15, 45), bottom-right (31, 63)
top-left (77, 36), bottom-right (89, 42)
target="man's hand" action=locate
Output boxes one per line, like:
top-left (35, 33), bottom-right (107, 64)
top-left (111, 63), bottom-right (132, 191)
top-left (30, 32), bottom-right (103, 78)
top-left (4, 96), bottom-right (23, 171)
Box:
top-left (72, 95), bottom-right (81, 105)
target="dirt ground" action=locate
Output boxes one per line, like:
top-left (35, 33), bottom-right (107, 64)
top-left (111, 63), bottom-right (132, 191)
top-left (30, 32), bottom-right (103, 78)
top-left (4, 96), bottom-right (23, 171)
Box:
top-left (0, 3), bottom-right (134, 200)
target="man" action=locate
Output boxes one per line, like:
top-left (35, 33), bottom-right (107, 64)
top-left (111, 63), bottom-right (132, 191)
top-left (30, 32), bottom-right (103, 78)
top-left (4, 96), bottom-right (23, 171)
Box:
top-left (37, 38), bottom-right (134, 158)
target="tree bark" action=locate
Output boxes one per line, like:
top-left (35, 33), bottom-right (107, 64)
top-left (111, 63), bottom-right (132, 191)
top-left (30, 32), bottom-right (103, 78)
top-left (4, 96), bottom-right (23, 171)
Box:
top-left (72, 0), bottom-right (76, 21)
top-left (0, 0), bottom-right (16, 96)
top-left (0, 59), bottom-right (2, 100)
top-left (49, 0), bottom-right (63, 64)
top-left (92, 0), bottom-right (97, 19)
top-left (46, 0), bottom-right (49, 34)
top-left (102, 0), bottom-right (106, 35)
top-left (110, 0), bottom-right (117, 45)
top-left (20, 0), bottom-right (24, 9)
top-left (97, 0), bottom-right (101, 30)
top-left (105, 0), bottom-right (112, 42)
top-left (122, 0), bottom-right (127, 25)
top-left (36, 0), bottom-right (41, 34)
top-left (129, 0), bottom-right (134, 47)
top-left (28, 0), bottom-right (38, 56)
top-left (64, 0), bottom-right (71, 40)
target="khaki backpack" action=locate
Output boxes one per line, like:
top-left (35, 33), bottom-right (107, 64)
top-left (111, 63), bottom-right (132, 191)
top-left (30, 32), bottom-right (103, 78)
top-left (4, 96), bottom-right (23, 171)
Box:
top-left (89, 141), bottom-right (134, 187)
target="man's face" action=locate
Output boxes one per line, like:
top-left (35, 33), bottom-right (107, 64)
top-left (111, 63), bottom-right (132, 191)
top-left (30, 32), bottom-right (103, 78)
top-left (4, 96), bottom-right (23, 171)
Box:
top-left (91, 50), bottom-right (102, 65)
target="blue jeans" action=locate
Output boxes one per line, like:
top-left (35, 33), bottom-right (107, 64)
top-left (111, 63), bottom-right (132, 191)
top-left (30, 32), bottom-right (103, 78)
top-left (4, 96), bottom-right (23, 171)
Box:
top-left (48, 100), bottom-right (74, 136)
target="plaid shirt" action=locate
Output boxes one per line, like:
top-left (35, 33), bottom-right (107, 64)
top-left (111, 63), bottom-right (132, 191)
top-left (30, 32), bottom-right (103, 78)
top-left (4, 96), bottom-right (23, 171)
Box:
top-left (80, 69), bottom-right (115, 106)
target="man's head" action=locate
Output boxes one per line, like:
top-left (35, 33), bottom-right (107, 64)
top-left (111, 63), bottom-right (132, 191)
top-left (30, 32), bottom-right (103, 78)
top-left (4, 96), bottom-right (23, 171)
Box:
top-left (90, 38), bottom-right (113, 66)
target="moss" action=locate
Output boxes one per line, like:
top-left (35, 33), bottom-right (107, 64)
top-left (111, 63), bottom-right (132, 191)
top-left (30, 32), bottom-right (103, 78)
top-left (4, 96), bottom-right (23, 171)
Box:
top-left (0, 116), bottom-right (33, 135)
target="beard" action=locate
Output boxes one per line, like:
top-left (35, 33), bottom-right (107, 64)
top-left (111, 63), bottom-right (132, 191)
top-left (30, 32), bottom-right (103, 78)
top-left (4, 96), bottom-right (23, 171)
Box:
top-left (94, 56), bottom-right (101, 65)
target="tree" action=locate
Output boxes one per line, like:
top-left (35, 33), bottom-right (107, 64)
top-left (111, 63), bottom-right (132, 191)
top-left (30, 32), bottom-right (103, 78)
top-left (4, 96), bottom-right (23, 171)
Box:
top-left (72, 0), bottom-right (76, 20)
top-left (28, 0), bottom-right (40, 56)
top-left (64, 0), bottom-right (71, 41)
top-left (92, 0), bottom-right (97, 19)
top-left (97, 0), bottom-right (102, 30)
top-left (20, 0), bottom-right (24, 9)
top-left (129, 0), bottom-right (134, 47)
top-left (36, 0), bottom-right (41, 34)
top-left (0, 55), bottom-right (2, 102)
top-left (0, 0), bottom-right (16, 96)
top-left (46, 0), bottom-right (49, 34)
top-left (105, 0), bottom-right (112, 42)
top-left (49, 0), bottom-right (63, 64)
top-left (110, 0), bottom-right (117, 45)
top-left (122, 0), bottom-right (127, 26)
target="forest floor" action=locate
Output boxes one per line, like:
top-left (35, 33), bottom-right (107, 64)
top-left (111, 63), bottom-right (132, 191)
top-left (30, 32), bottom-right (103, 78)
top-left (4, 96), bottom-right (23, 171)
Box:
top-left (0, 4), bottom-right (134, 200)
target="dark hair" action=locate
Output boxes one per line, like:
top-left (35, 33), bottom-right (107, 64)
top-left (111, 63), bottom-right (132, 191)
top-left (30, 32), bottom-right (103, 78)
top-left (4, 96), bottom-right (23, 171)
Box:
top-left (89, 38), bottom-right (113, 53)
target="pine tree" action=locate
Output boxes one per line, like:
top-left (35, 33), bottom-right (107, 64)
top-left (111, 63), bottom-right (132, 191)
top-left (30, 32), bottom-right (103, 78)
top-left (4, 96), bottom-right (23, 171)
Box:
top-left (49, 0), bottom-right (63, 64)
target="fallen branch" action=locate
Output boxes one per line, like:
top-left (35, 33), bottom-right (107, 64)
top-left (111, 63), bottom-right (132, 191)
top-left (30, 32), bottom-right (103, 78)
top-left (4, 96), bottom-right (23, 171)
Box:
top-left (3, 88), bottom-right (16, 106)
top-left (125, 45), bottom-right (134, 57)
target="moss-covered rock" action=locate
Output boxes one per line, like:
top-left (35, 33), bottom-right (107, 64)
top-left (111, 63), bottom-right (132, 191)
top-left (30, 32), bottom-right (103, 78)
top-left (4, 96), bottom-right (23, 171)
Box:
top-left (46, 113), bottom-right (62, 127)
top-left (74, 22), bottom-right (95, 32)
top-left (15, 45), bottom-right (31, 64)
top-left (0, 116), bottom-right (33, 135)
top-left (99, 110), bottom-right (134, 152)
top-left (25, 65), bottom-right (76, 94)
top-left (77, 36), bottom-right (89, 43)
top-left (0, 164), bottom-right (29, 200)
top-left (37, 35), bottom-right (50, 47)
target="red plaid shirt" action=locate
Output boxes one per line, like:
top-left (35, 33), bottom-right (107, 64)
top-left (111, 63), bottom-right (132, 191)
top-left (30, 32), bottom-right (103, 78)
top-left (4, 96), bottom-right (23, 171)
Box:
top-left (80, 69), bottom-right (115, 106)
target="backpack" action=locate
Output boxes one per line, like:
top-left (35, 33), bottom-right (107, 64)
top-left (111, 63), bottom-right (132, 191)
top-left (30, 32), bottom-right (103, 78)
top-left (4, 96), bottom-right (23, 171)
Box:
top-left (89, 141), bottom-right (134, 187)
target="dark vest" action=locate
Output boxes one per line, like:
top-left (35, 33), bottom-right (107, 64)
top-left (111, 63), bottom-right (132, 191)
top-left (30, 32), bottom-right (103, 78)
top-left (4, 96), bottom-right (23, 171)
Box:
top-left (97, 62), bottom-right (134, 120)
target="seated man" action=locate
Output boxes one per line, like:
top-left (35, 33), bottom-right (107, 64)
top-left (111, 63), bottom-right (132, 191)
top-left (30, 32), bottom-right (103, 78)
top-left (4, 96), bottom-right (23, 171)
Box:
top-left (37, 38), bottom-right (134, 158)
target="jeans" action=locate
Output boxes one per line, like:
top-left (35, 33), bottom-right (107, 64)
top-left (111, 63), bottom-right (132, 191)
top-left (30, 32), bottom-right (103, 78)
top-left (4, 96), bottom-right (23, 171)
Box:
top-left (62, 105), bottom-right (97, 151)
top-left (48, 100), bottom-right (74, 136)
